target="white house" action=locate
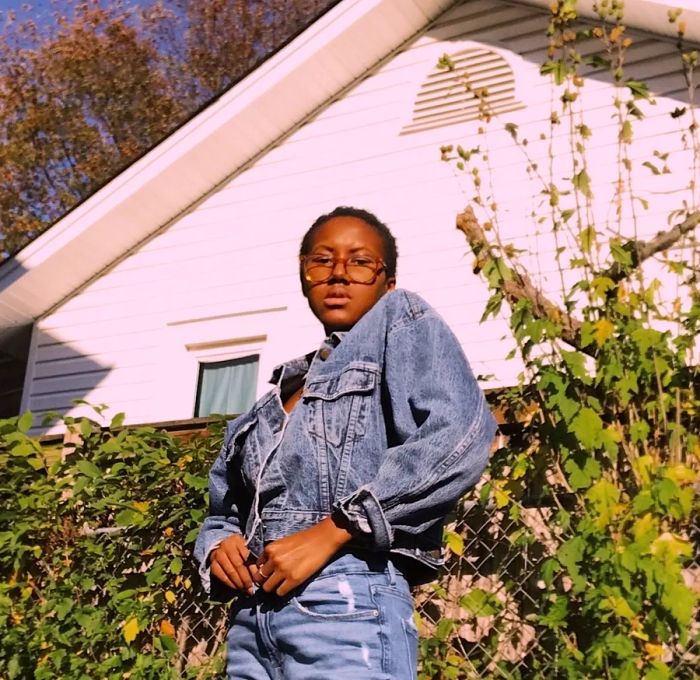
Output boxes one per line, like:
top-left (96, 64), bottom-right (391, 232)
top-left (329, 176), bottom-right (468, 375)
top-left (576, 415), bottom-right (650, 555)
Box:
top-left (0, 0), bottom-right (697, 433)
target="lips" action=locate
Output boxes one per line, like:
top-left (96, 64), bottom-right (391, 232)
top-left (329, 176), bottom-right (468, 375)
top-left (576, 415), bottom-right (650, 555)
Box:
top-left (324, 287), bottom-right (351, 306)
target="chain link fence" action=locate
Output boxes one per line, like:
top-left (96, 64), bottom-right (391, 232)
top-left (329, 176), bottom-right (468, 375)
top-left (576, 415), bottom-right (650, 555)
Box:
top-left (160, 491), bottom-right (699, 679)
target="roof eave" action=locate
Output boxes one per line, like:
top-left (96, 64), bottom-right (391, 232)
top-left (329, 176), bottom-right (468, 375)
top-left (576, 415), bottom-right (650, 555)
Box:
top-left (513, 0), bottom-right (700, 44)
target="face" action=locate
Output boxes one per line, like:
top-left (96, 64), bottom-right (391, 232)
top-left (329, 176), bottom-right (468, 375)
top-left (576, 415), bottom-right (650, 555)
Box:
top-left (303, 216), bottom-right (396, 334)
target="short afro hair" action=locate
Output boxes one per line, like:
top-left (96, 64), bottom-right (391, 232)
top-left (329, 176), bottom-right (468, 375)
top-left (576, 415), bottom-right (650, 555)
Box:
top-left (299, 206), bottom-right (398, 280)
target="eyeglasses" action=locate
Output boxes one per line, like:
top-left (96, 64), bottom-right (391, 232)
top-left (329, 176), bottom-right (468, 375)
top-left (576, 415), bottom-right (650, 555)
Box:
top-left (300, 253), bottom-right (386, 284)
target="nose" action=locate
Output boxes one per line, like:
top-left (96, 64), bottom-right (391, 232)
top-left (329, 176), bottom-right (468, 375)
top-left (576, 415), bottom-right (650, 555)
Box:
top-left (329, 258), bottom-right (350, 281)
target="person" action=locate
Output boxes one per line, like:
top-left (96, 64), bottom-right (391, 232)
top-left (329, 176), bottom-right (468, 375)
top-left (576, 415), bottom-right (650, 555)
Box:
top-left (195, 206), bottom-right (497, 680)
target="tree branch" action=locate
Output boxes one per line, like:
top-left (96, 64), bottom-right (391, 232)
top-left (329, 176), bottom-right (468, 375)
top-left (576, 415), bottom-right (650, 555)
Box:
top-left (456, 206), bottom-right (585, 352)
top-left (603, 211), bottom-right (700, 282)
top-left (455, 206), bottom-right (700, 356)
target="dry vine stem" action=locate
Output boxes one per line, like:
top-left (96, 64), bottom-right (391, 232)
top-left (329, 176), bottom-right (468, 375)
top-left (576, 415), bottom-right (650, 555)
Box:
top-left (456, 205), bottom-right (700, 357)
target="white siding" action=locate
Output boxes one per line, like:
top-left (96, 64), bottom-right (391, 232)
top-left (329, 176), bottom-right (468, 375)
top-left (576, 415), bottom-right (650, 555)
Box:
top-left (25, 0), bottom-right (697, 432)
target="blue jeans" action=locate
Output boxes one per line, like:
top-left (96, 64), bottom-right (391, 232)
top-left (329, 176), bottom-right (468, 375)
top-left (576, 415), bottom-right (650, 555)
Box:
top-left (225, 552), bottom-right (418, 679)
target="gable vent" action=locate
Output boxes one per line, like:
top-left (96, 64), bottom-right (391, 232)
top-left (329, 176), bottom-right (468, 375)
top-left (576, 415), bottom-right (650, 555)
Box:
top-left (401, 47), bottom-right (524, 135)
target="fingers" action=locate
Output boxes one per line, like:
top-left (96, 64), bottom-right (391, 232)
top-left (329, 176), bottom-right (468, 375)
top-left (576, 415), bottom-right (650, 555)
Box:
top-left (210, 536), bottom-right (255, 594)
top-left (261, 568), bottom-right (286, 594)
top-left (210, 556), bottom-right (239, 590)
top-left (249, 562), bottom-right (265, 585)
top-left (216, 548), bottom-right (255, 595)
top-left (257, 551), bottom-right (298, 595)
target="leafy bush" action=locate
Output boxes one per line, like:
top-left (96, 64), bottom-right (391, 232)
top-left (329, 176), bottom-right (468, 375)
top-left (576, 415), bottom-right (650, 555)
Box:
top-left (0, 408), bottom-right (223, 679)
top-left (422, 2), bottom-right (700, 678)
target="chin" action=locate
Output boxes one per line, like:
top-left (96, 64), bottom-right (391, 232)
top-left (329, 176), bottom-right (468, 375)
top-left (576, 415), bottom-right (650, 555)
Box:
top-left (320, 312), bottom-right (356, 333)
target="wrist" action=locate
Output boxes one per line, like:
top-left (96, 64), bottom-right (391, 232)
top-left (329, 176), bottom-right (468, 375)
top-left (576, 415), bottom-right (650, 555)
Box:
top-left (320, 515), bottom-right (353, 550)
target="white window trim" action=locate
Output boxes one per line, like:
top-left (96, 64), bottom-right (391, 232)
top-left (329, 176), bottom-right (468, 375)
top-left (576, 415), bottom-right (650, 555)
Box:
top-left (188, 335), bottom-right (266, 416)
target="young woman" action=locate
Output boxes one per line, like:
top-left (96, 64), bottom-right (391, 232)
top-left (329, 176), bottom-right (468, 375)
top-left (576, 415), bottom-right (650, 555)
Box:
top-left (195, 207), bottom-right (497, 679)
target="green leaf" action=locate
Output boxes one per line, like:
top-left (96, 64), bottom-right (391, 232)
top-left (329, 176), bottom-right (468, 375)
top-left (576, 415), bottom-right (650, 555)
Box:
top-left (601, 594), bottom-right (636, 621)
top-left (110, 412), bottom-right (126, 429)
top-left (436, 53), bottom-right (455, 70)
top-left (557, 537), bottom-right (586, 592)
top-left (630, 420), bottom-right (650, 444)
top-left (587, 479), bottom-right (620, 529)
top-left (627, 79), bottom-right (653, 101)
top-left (183, 472), bottom-right (208, 490)
top-left (444, 531), bottom-right (464, 556)
top-left (170, 556), bottom-right (183, 575)
top-left (460, 588), bottom-right (502, 616)
top-left (435, 618), bottom-right (455, 640)
top-left (159, 634), bottom-right (178, 654)
top-left (645, 661), bottom-right (671, 680)
top-left (79, 418), bottom-right (93, 438)
top-left (76, 460), bottom-right (101, 479)
top-left (632, 328), bottom-right (664, 353)
top-left (115, 509), bottom-right (145, 527)
top-left (539, 595), bottom-right (568, 628)
top-left (605, 633), bottom-right (634, 657)
top-left (571, 407), bottom-right (603, 449)
top-left (17, 412), bottom-right (33, 433)
top-left (146, 558), bottom-right (167, 586)
top-left (540, 558), bottom-right (560, 587)
top-left (578, 225), bottom-right (597, 252)
top-left (540, 59), bottom-right (568, 85)
top-left (572, 169), bottom-right (593, 198)
top-left (564, 457), bottom-right (601, 490)
top-left (620, 120), bottom-right (633, 143)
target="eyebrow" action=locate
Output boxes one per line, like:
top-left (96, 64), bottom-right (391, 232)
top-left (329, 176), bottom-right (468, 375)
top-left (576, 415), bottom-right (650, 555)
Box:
top-left (310, 245), bottom-right (377, 253)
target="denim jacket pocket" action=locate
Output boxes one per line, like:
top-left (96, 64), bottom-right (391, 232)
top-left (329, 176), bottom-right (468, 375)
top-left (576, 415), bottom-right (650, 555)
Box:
top-left (304, 363), bottom-right (378, 448)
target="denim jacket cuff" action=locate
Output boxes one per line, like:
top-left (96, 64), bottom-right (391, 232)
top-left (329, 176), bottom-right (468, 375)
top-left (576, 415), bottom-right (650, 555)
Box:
top-left (333, 487), bottom-right (393, 551)
top-left (196, 528), bottom-right (240, 595)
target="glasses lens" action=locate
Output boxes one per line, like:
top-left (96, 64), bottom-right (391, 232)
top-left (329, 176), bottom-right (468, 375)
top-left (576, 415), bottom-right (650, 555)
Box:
top-left (303, 255), bottom-right (381, 283)
top-left (304, 255), bottom-right (333, 282)
top-left (346, 256), bottom-right (379, 283)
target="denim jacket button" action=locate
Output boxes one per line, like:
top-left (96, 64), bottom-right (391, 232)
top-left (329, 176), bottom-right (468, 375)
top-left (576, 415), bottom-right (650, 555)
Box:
top-left (319, 348), bottom-right (331, 360)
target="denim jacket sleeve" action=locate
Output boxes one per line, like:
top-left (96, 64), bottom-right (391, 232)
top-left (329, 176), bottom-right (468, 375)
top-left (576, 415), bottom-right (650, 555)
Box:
top-left (333, 307), bottom-right (497, 551)
top-left (194, 420), bottom-right (250, 595)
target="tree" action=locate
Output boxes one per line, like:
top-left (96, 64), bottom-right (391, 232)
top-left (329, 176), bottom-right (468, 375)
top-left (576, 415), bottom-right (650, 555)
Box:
top-left (0, 0), bottom-right (336, 258)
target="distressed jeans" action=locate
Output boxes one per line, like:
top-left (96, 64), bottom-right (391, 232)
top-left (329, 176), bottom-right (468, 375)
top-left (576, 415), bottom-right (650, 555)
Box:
top-left (225, 552), bottom-right (418, 679)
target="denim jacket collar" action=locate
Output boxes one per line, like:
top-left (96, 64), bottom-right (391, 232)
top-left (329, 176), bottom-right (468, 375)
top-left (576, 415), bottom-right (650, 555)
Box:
top-left (268, 332), bottom-right (347, 387)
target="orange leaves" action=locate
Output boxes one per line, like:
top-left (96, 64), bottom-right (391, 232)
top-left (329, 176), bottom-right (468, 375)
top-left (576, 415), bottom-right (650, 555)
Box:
top-left (160, 619), bottom-right (176, 638)
top-left (0, 0), bottom-right (338, 259)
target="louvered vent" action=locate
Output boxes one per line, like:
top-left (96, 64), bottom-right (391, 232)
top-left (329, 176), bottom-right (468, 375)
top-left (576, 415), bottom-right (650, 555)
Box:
top-left (401, 47), bottom-right (524, 135)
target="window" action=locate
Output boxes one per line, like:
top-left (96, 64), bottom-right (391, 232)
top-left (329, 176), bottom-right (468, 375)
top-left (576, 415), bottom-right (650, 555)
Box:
top-left (194, 354), bottom-right (259, 417)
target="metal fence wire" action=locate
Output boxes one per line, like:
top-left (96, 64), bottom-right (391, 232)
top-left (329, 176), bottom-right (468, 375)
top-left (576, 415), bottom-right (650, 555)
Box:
top-left (166, 489), bottom-right (699, 679)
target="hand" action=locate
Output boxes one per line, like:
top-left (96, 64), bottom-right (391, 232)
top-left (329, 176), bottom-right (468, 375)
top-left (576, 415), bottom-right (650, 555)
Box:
top-left (210, 533), bottom-right (256, 595)
top-left (256, 517), bottom-right (353, 596)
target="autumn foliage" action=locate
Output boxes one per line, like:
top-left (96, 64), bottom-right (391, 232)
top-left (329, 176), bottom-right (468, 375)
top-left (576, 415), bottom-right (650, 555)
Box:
top-left (0, 0), bottom-right (336, 258)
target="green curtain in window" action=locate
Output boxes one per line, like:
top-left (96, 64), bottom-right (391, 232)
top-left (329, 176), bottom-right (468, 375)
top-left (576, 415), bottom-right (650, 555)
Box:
top-left (195, 355), bottom-right (259, 417)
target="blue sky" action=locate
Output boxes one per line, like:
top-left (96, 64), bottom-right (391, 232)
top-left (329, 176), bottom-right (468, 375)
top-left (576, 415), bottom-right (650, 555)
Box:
top-left (0, 0), bottom-right (151, 21)
top-left (0, 0), bottom-right (58, 18)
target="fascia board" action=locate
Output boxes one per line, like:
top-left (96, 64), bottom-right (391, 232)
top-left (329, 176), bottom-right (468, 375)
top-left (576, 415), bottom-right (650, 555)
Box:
top-left (0, 0), bottom-right (454, 331)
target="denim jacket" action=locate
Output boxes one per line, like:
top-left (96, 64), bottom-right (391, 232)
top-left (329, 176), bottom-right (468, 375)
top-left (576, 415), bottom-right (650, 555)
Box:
top-left (195, 290), bottom-right (497, 590)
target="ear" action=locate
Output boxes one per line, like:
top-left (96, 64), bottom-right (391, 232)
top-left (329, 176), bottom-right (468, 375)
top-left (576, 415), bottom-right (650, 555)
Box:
top-left (385, 278), bottom-right (396, 292)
